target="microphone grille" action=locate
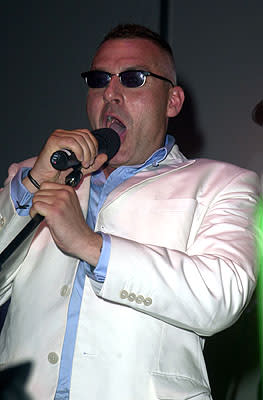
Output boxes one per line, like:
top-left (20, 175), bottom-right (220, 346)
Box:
top-left (94, 128), bottom-right (121, 160)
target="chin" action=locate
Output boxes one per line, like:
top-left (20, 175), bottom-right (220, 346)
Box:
top-left (108, 152), bottom-right (130, 168)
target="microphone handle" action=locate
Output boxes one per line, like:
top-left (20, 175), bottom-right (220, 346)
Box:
top-left (50, 149), bottom-right (80, 170)
top-left (0, 214), bottom-right (44, 266)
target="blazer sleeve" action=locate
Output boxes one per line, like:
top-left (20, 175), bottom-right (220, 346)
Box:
top-left (0, 158), bottom-right (36, 304)
top-left (99, 168), bottom-right (260, 337)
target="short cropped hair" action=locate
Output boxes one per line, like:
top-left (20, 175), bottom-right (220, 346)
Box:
top-left (99, 24), bottom-right (176, 82)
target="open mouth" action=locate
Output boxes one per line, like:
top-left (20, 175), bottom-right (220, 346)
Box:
top-left (106, 116), bottom-right (126, 137)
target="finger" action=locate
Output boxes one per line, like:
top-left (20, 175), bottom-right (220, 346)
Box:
top-left (54, 129), bottom-right (98, 167)
top-left (51, 131), bottom-right (87, 164)
top-left (32, 184), bottom-right (74, 206)
top-left (39, 181), bottom-right (73, 191)
top-left (73, 130), bottom-right (98, 167)
top-left (81, 153), bottom-right (108, 175)
top-left (31, 192), bottom-right (73, 219)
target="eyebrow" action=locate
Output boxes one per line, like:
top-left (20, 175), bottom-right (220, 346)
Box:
top-left (123, 65), bottom-right (150, 71)
top-left (91, 65), bottom-right (150, 73)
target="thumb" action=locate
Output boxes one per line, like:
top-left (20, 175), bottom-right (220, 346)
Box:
top-left (82, 153), bottom-right (108, 175)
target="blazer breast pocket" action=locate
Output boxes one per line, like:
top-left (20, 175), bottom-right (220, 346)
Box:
top-left (141, 198), bottom-right (197, 250)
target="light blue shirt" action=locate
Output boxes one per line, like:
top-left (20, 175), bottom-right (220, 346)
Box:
top-left (11, 136), bottom-right (175, 399)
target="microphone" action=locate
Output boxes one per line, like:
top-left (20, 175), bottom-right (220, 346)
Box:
top-left (50, 128), bottom-right (120, 171)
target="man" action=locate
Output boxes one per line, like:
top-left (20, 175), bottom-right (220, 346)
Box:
top-left (0, 24), bottom-right (259, 400)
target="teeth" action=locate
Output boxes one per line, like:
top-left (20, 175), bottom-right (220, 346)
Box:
top-left (106, 115), bottom-right (114, 129)
top-left (105, 115), bottom-right (126, 135)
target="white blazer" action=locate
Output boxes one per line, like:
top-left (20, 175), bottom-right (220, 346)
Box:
top-left (0, 145), bottom-right (259, 400)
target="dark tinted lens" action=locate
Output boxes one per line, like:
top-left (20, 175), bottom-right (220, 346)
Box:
top-left (120, 71), bottom-right (145, 87)
top-left (86, 71), bottom-right (110, 88)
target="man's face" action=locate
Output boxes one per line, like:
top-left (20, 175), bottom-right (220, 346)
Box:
top-left (86, 38), bottom-right (182, 168)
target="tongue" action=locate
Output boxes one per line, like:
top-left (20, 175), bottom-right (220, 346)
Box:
top-left (110, 120), bottom-right (126, 135)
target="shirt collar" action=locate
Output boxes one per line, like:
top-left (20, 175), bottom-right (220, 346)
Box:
top-left (92, 134), bottom-right (175, 183)
top-left (147, 134), bottom-right (175, 168)
top-left (127, 134), bottom-right (175, 170)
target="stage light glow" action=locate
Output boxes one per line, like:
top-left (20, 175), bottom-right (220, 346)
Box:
top-left (255, 195), bottom-right (263, 378)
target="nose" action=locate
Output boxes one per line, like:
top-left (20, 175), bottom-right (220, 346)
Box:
top-left (103, 75), bottom-right (123, 104)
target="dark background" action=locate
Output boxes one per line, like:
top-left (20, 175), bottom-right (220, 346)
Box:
top-left (2, 1), bottom-right (262, 399)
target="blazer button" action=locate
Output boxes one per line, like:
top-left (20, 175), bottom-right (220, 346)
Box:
top-left (48, 352), bottom-right (59, 364)
top-left (128, 293), bottom-right (136, 302)
top-left (60, 285), bottom-right (71, 297)
top-left (120, 290), bottom-right (128, 299)
top-left (0, 215), bottom-right (5, 228)
top-left (135, 295), bottom-right (144, 304)
top-left (144, 297), bottom-right (152, 306)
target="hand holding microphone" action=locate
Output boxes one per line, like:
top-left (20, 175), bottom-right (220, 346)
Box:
top-left (49, 128), bottom-right (120, 187)
top-left (0, 128), bottom-right (121, 265)
top-left (50, 128), bottom-right (120, 171)
top-left (24, 128), bottom-right (121, 192)
top-left (30, 128), bottom-right (120, 261)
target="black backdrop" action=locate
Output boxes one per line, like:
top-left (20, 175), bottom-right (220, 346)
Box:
top-left (2, 1), bottom-right (262, 398)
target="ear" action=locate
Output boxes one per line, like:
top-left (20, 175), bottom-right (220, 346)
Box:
top-left (166, 86), bottom-right (185, 118)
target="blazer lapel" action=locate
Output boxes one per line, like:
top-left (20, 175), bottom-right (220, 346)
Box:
top-left (101, 145), bottom-right (196, 210)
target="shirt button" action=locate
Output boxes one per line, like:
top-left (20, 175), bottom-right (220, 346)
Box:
top-left (144, 297), bottom-right (152, 306)
top-left (60, 285), bottom-right (71, 297)
top-left (120, 290), bottom-right (128, 299)
top-left (48, 352), bottom-right (59, 364)
top-left (128, 293), bottom-right (136, 302)
top-left (135, 295), bottom-right (144, 304)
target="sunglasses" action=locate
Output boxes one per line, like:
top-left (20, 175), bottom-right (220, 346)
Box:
top-left (81, 70), bottom-right (174, 88)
